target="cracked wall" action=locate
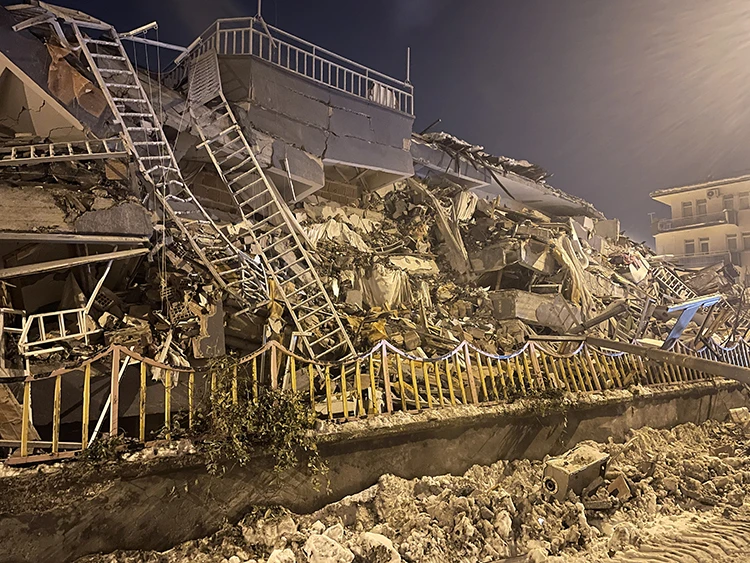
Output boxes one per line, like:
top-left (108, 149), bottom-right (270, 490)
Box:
top-left (218, 56), bottom-right (414, 195)
top-left (0, 66), bottom-right (83, 141)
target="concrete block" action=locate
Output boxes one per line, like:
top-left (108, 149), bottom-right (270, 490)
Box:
top-left (252, 76), bottom-right (329, 128)
top-left (329, 107), bottom-right (373, 142)
top-left (0, 186), bottom-right (71, 232)
top-left (470, 243), bottom-right (508, 272)
top-left (594, 218), bottom-right (620, 241)
top-left (367, 106), bottom-right (414, 147)
top-left (241, 104), bottom-right (327, 157)
top-left (325, 135), bottom-right (413, 176)
top-left (271, 139), bottom-right (325, 189)
top-left (75, 202), bottom-right (153, 236)
top-left (543, 444), bottom-right (610, 501)
top-left (607, 474), bottom-right (632, 501)
top-left (246, 57), bottom-right (333, 103)
top-left (489, 289), bottom-right (581, 332)
top-left (217, 58), bottom-right (251, 102)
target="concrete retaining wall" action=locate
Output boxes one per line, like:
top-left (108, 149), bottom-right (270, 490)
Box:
top-left (0, 380), bottom-right (745, 563)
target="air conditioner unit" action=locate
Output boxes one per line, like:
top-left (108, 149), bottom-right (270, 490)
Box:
top-left (707, 188), bottom-right (720, 199)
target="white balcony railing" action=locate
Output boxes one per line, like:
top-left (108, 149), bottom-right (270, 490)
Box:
top-left (165, 18), bottom-right (414, 115)
top-left (18, 260), bottom-right (113, 357)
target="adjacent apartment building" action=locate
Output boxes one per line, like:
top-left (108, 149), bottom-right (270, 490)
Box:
top-left (651, 175), bottom-right (750, 278)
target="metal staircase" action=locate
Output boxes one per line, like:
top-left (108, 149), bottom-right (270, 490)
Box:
top-left (0, 138), bottom-right (126, 166)
top-left (187, 51), bottom-right (355, 360)
top-left (66, 20), bottom-right (267, 307)
top-left (653, 266), bottom-right (697, 301)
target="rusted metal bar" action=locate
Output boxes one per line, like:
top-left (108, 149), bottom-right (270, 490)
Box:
top-left (52, 375), bottom-right (61, 454)
top-left (82, 363), bottom-right (91, 449)
top-left (110, 347), bottom-right (120, 436)
top-left (340, 364), bottom-right (349, 420)
top-left (409, 359), bottom-right (421, 411)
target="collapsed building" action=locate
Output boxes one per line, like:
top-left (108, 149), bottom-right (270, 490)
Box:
top-left (0, 1), bottom-right (747, 466)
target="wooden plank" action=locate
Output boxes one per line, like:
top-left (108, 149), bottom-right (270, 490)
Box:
top-left (0, 440), bottom-right (82, 449)
top-left (0, 232), bottom-right (148, 245)
top-left (6, 450), bottom-right (78, 465)
top-left (0, 248), bottom-right (149, 279)
top-left (110, 347), bottom-right (120, 436)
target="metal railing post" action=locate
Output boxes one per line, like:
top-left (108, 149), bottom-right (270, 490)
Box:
top-left (109, 347), bottom-right (120, 436)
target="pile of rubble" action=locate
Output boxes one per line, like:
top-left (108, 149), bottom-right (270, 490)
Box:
top-left (291, 175), bottom-right (746, 358)
top-left (6, 165), bottom-right (745, 378)
top-left (76, 414), bottom-right (750, 563)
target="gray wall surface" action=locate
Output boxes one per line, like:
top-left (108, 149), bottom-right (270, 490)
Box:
top-left (219, 56), bottom-right (414, 189)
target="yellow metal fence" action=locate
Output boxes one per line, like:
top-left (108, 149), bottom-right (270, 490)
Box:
top-left (6, 337), bottom-right (747, 465)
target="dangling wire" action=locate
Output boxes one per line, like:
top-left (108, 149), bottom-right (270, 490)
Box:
top-left (153, 27), bottom-right (169, 314)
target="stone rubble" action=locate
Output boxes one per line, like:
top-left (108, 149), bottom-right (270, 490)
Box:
top-left (76, 418), bottom-right (750, 563)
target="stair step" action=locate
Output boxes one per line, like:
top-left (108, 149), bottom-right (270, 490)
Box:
top-left (90, 53), bottom-right (127, 61)
top-left (98, 69), bottom-right (134, 75)
top-left (105, 82), bottom-right (140, 89)
top-left (235, 178), bottom-right (265, 197)
top-left (84, 38), bottom-right (119, 46)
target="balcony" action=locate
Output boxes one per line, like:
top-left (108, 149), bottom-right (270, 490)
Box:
top-left (651, 209), bottom-right (738, 235)
top-left (166, 18), bottom-right (414, 115)
top-left (671, 251), bottom-right (741, 269)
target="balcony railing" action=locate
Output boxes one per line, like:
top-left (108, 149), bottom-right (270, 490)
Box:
top-left (652, 209), bottom-right (738, 234)
top-left (672, 251), bottom-right (741, 269)
top-left (165, 18), bottom-right (414, 115)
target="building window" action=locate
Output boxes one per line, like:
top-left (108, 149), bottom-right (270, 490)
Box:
top-left (727, 234), bottom-right (738, 251)
top-left (684, 239), bottom-right (695, 255)
top-left (743, 233), bottom-right (750, 250)
top-left (696, 199), bottom-right (707, 215)
top-left (681, 201), bottom-right (693, 218)
top-left (699, 238), bottom-right (710, 254)
top-left (740, 192), bottom-right (750, 209)
top-left (723, 194), bottom-right (735, 210)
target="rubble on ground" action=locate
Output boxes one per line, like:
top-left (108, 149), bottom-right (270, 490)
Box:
top-left (75, 418), bottom-right (750, 563)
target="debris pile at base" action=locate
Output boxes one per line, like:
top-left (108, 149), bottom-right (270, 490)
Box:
top-left (77, 417), bottom-right (750, 563)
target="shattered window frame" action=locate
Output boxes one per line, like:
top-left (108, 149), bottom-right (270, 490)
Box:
top-left (740, 192), bottom-right (750, 210)
top-left (743, 233), bottom-right (750, 251)
top-left (727, 234), bottom-right (738, 251)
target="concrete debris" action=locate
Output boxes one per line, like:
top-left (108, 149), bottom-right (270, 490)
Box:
top-left (543, 444), bottom-right (610, 502)
top-left (77, 420), bottom-right (750, 563)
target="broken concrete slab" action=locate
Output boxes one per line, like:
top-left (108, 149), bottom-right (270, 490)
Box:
top-left (75, 202), bottom-right (153, 236)
top-left (543, 444), bottom-right (610, 501)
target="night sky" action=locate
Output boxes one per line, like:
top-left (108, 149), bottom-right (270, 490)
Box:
top-left (42, 0), bottom-right (750, 244)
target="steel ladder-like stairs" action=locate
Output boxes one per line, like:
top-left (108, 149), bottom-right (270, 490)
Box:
top-left (186, 50), bottom-right (355, 360)
top-left (68, 21), bottom-right (268, 307)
